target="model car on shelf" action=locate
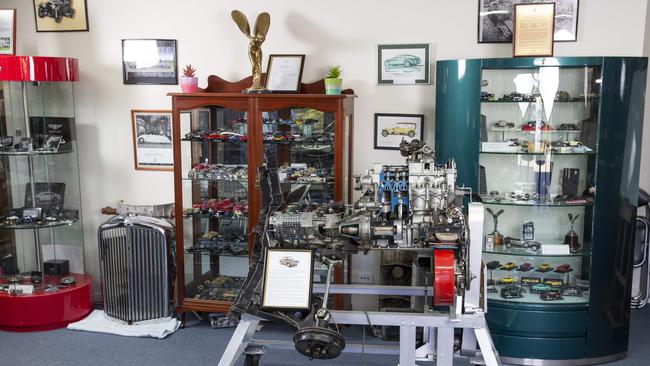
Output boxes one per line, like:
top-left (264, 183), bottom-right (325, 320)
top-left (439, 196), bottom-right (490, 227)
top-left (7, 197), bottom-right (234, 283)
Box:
top-left (557, 123), bottom-right (579, 131)
top-left (543, 278), bottom-right (564, 287)
top-left (540, 290), bottom-right (564, 301)
top-left (487, 286), bottom-right (498, 294)
top-left (481, 92), bottom-right (495, 101)
top-left (531, 283), bottom-right (552, 294)
top-left (193, 276), bottom-right (246, 301)
top-left (501, 92), bottom-right (525, 102)
top-left (517, 263), bottom-right (534, 272)
top-left (492, 120), bottom-right (516, 129)
top-left (184, 130), bottom-right (248, 142)
top-left (554, 264), bottom-right (574, 273)
top-left (185, 198), bottom-right (248, 217)
top-left (504, 237), bottom-right (541, 252)
top-left (521, 121), bottom-right (553, 132)
top-left (555, 91), bottom-right (571, 101)
top-left (521, 277), bottom-right (541, 286)
top-left (500, 262), bottom-right (517, 271)
top-left (536, 263), bottom-right (554, 273)
top-left (187, 163), bottom-right (248, 181)
top-left (561, 285), bottom-right (583, 297)
top-left (498, 277), bottom-right (518, 285)
top-left (500, 285), bottom-right (525, 299)
top-left (486, 261), bottom-right (502, 270)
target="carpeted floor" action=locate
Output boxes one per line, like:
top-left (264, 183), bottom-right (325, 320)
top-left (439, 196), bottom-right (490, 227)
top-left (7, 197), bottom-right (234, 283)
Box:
top-left (1, 307), bottom-right (649, 366)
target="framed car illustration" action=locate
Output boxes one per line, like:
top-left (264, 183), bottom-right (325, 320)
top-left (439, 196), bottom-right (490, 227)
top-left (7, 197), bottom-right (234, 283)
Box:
top-left (374, 113), bottom-right (424, 150)
top-left (377, 43), bottom-right (430, 84)
top-left (131, 110), bottom-right (173, 171)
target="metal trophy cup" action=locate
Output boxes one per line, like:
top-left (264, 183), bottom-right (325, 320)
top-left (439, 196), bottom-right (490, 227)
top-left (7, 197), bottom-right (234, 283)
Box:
top-left (564, 213), bottom-right (581, 253)
top-left (486, 207), bottom-right (504, 246)
top-left (231, 10), bottom-right (271, 94)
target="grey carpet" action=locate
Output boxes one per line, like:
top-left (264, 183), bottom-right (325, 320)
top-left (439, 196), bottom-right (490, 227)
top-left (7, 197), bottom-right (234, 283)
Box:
top-left (0, 307), bottom-right (648, 366)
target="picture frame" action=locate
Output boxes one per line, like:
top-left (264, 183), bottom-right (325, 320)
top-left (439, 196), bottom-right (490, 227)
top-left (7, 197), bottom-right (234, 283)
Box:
top-left (131, 110), bottom-right (173, 171)
top-left (513, 3), bottom-right (556, 57)
top-left (33, 0), bottom-right (89, 32)
top-left (0, 9), bottom-right (16, 54)
top-left (25, 182), bottom-right (66, 215)
top-left (122, 39), bottom-right (178, 85)
top-left (377, 44), bottom-right (430, 85)
top-left (374, 113), bottom-right (424, 150)
top-left (265, 54), bottom-right (305, 93)
top-left (478, 0), bottom-right (579, 43)
top-left (261, 248), bottom-right (314, 311)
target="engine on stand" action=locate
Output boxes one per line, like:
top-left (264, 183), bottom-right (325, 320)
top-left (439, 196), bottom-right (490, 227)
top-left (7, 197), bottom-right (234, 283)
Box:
top-left (224, 140), bottom-right (499, 366)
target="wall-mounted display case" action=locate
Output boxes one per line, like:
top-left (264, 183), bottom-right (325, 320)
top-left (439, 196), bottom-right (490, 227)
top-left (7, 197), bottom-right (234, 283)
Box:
top-left (170, 77), bottom-right (355, 317)
top-left (436, 57), bottom-right (646, 365)
top-left (0, 56), bottom-right (91, 331)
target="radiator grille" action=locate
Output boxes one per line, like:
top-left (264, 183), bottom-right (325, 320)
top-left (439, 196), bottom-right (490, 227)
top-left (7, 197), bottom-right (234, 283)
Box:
top-left (98, 216), bottom-right (173, 323)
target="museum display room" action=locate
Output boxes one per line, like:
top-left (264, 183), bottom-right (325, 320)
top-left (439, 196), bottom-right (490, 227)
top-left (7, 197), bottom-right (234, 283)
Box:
top-left (2, 1), bottom-right (650, 366)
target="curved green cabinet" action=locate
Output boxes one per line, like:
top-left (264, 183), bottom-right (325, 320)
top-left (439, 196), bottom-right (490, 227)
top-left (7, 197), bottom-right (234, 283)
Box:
top-left (435, 57), bottom-right (647, 365)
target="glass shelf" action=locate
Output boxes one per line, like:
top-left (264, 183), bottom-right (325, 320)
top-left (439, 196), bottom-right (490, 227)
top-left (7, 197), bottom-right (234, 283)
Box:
top-left (0, 149), bottom-right (75, 156)
top-left (479, 150), bottom-right (597, 156)
top-left (185, 248), bottom-right (248, 257)
top-left (481, 198), bottom-right (594, 207)
top-left (183, 213), bottom-right (247, 221)
top-left (181, 138), bottom-right (247, 144)
top-left (487, 287), bottom-right (589, 305)
top-left (182, 177), bottom-right (247, 184)
top-left (481, 98), bottom-right (598, 104)
top-left (0, 218), bottom-right (79, 230)
top-left (484, 244), bottom-right (591, 257)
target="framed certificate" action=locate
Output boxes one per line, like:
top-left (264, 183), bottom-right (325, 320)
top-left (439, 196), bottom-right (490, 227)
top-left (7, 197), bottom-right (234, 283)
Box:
top-left (262, 248), bottom-right (314, 310)
top-left (513, 3), bottom-right (556, 57)
top-left (131, 110), bottom-right (173, 171)
top-left (265, 54), bottom-right (305, 93)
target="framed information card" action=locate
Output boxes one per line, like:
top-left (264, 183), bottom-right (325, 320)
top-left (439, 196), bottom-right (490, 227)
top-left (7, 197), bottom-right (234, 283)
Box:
top-left (262, 248), bottom-right (314, 310)
top-left (513, 3), bottom-right (556, 57)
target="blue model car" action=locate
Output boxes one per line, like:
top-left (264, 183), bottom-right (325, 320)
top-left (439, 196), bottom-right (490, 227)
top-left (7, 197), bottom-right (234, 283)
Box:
top-left (531, 283), bottom-right (551, 294)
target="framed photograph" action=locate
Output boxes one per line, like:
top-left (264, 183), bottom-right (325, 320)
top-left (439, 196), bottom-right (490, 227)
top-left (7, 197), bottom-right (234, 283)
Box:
top-left (378, 44), bottom-right (430, 85)
top-left (122, 39), bottom-right (178, 85)
top-left (262, 248), bottom-right (314, 310)
top-left (0, 9), bottom-right (15, 54)
top-left (33, 0), bottom-right (89, 32)
top-left (374, 113), bottom-right (424, 150)
top-left (265, 54), bottom-right (305, 93)
top-left (131, 110), bottom-right (173, 171)
top-left (478, 0), bottom-right (579, 43)
top-left (513, 3), bottom-right (555, 57)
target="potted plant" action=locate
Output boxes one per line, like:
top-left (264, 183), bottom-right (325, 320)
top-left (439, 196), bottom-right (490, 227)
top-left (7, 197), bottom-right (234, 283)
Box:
top-left (180, 64), bottom-right (199, 93)
top-left (324, 65), bottom-right (342, 95)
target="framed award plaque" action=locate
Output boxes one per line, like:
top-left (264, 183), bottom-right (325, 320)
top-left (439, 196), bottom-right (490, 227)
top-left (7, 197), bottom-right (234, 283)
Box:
top-left (262, 248), bottom-right (314, 310)
top-left (513, 3), bottom-right (556, 57)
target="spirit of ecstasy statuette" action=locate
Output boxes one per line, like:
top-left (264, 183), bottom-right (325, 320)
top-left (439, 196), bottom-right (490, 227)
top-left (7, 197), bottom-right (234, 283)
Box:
top-left (486, 207), bottom-right (504, 246)
top-left (564, 213), bottom-right (581, 253)
top-left (231, 10), bottom-right (271, 94)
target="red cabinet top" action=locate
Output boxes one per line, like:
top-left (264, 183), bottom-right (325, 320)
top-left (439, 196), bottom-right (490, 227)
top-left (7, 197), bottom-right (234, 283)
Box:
top-left (0, 56), bottom-right (78, 82)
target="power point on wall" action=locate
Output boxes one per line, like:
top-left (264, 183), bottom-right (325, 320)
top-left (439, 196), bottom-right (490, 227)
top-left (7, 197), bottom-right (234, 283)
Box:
top-left (353, 271), bottom-right (374, 284)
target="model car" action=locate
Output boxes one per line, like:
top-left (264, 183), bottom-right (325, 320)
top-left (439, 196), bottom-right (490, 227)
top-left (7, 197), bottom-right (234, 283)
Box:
top-left (557, 123), bottom-right (579, 131)
top-left (531, 283), bottom-right (551, 294)
top-left (280, 256), bottom-right (299, 268)
top-left (520, 276), bottom-right (541, 286)
top-left (184, 130), bottom-right (209, 141)
top-left (220, 131), bottom-right (248, 142)
top-left (481, 92), bottom-right (495, 101)
top-left (487, 286), bottom-right (498, 294)
top-left (502, 92), bottom-right (525, 102)
top-left (37, 0), bottom-right (75, 23)
top-left (543, 278), bottom-right (564, 287)
top-left (381, 122), bottom-right (417, 138)
top-left (554, 264), bottom-right (573, 273)
top-left (492, 120), bottom-right (515, 129)
top-left (561, 285), bottom-right (583, 297)
top-left (521, 121), bottom-right (553, 132)
top-left (137, 134), bottom-right (172, 144)
top-left (383, 54), bottom-right (421, 69)
top-left (504, 237), bottom-right (541, 252)
top-left (540, 290), bottom-right (563, 301)
top-left (500, 262), bottom-right (517, 271)
top-left (500, 285), bottom-right (525, 299)
top-left (555, 91), bottom-right (571, 102)
top-left (498, 277), bottom-right (517, 285)
top-left (517, 263), bottom-right (534, 272)
top-left (536, 263), bottom-right (554, 273)
top-left (486, 261), bottom-right (502, 270)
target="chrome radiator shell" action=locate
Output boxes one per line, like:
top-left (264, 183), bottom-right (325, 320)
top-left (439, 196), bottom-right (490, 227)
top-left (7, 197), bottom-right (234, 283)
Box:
top-left (98, 215), bottom-right (175, 323)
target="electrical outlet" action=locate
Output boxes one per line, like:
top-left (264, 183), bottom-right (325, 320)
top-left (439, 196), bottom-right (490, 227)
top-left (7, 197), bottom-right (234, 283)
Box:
top-left (354, 271), bottom-right (374, 284)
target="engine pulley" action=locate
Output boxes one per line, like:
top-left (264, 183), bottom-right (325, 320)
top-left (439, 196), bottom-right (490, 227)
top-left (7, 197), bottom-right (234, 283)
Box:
top-left (433, 249), bottom-right (455, 306)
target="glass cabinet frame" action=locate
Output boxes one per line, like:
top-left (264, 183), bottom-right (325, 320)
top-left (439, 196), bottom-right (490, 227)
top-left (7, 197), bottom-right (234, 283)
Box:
top-left (170, 88), bottom-right (355, 316)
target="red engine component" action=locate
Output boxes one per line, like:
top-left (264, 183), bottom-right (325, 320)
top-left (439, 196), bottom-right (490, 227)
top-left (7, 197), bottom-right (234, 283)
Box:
top-left (433, 249), bottom-right (455, 306)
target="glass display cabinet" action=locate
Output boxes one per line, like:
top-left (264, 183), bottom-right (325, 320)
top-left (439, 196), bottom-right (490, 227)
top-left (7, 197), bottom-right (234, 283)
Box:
top-left (0, 56), bottom-right (91, 331)
top-left (170, 76), bottom-right (355, 317)
top-left (436, 57), bottom-right (646, 364)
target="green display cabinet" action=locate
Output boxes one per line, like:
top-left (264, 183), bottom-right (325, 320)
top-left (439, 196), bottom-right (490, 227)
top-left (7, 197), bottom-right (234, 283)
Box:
top-left (435, 57), bottom-right (647, 365)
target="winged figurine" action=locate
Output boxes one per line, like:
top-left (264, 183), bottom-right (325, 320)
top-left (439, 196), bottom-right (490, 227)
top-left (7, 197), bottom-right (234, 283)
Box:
top-left (231, 10), bottom-right (270, 93)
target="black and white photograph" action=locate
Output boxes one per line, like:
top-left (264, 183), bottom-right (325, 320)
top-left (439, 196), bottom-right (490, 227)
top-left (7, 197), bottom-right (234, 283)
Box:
top-left (33, 0), bottom-right (89, 32)
top-left (374, 113), bottom-right (424, 150)
top-left (0, 9), bottom-right (15, 54)
top-left (131, 110), bottom-right (173, 171)
top-left (378, 44), bottom-right (430, 85)
top-left (478, 0), bottom-right (579, 43)
top-left (122, 39), bottom-right (178, 85)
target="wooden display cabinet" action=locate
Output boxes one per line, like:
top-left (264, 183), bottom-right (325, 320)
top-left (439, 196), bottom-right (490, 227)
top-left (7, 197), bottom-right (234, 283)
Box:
top-left (169, 76), bottom-right (355, 316)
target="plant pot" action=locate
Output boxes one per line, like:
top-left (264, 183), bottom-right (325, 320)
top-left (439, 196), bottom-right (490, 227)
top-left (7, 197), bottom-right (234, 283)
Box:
top-left (180, 76), bottom-right (199, 93)
top-left (324, 78), bottom-right (342, 95)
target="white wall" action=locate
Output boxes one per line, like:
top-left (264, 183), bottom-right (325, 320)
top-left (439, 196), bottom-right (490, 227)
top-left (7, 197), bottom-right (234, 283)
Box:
top-left (5, 0), bottom-right (649, 301)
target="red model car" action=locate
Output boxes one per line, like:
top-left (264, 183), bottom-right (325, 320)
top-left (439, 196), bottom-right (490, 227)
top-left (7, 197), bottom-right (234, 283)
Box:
top-left (521, 121), bottom-right (553, 132)
top-left (554, 264), bottom-right (573, 273)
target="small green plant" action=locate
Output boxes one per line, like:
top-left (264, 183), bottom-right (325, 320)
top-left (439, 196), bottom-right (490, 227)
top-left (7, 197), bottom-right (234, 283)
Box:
top-left (326, 65), bottom-right (342, 79)
top-left (183, 64), bottom-right (196, 78)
